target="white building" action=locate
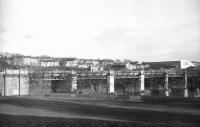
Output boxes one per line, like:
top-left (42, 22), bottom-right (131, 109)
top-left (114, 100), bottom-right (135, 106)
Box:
top-left (89, 65), bottom-right (104, 72)
top-left (23, 57), bottom-right (39, 66)
top-left (64, 58), bottom-right (79, 67)
top-left (180, 60), bottom-right (195, 69)
top-left (143, 60), bottom-right (195, 69)
top-left (40, 59), bottom-right (59, 67)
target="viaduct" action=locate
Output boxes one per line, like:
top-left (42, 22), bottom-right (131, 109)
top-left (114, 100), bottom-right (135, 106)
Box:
top-left (0, 69), bottom-right (199, 97)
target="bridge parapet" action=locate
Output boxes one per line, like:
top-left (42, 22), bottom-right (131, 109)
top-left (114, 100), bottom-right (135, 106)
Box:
top-left (28, 69), bottom-right (199, 80)
top-left (77, 73), bottom-right (107, 79)
top-left (29, 72), bottom-right (68, 80)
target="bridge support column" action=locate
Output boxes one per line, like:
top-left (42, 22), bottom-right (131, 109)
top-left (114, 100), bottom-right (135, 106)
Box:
top-left (139, 69), bottom-right (145, 92)
top-left (197, 88), bottom-right (200, 97)
top-left (184, 70), bottom-right (188, 97)
top-left (3, 73), bottom-right (6, 96)
top-left (107, 70), bottom-right (114, 93)
top-left (71, 71), bottom-right (77, 93)
top-left (164, 73), bottom-right (169, 96)
top-left (18, 68), bottom-right (20, 96)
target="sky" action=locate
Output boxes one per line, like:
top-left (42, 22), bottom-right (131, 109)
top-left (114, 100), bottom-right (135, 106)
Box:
top-left (0, 0), bottom-right (200, 61)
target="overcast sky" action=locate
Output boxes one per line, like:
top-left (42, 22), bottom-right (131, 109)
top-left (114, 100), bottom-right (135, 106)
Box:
top-left (0, 0), bottom-right (200, 61)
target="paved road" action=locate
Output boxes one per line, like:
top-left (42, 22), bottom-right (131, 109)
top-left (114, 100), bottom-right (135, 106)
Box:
top-left (0, 96), bottom-right (200, 126)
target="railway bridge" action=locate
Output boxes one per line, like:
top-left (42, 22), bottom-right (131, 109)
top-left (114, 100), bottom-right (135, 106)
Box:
top-left (29, 69), bottom-right (199, 96)
top-left (1, 69), bottom-right (199, 97)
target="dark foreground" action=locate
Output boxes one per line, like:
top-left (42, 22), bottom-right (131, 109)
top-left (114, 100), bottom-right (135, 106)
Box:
top-left (0, 114), bottom-right (169, 127)
top-left (0, 96), bottom-right (200, 127)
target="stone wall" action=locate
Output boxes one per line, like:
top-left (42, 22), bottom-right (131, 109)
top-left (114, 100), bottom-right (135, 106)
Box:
top-left (0, 74), bottom-right (4, 96)
top-left (0, 69), bottom-right (29, 96)
top-left (20, 77), bottom-right (29, 95)
top-left (5, 76), bottom-right (19, 96)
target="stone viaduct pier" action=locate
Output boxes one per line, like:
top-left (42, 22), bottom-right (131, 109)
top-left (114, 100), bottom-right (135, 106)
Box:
top-left (0, 69), bottom-right (29, 96)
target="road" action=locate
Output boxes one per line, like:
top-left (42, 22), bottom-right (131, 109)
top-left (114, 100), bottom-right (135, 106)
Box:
top-left (0, 96), bottom-right (200, 126)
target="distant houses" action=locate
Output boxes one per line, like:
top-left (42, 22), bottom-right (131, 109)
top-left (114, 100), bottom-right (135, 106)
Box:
top-left (191, 61), bottom-right (200, 67)
top-left (64, 58), bottom-right (79, 67)
top-left (127, 61), bottom-right (145, 70)
top-left (143, 60), bottom-right (195, 70)
top-left (105, 63), bottom-right (126, 71)
top-left (59, 58), bottom-right (101, 69)
top-left (59, 58), bottom-right (103, 71)
top-left (12, 56), bottom-right (40, 67)
top-left (1, 55), bottom-right (59, 68)
top-left (40, 59), bottom-right (59, 67)
top-left (23, 57), bottom-right (40, 66)
top-left (89, 65), bottom-right (104, 72)
top-left (0, 52), bottom-right (200, 72)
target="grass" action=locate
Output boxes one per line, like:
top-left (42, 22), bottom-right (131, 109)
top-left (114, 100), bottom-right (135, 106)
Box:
top-left (141, 96), bottom-right (200, 103)
top-left (0, 114), bottom-right (173, 127)
top-left (0, 96), bottom-right (200, 127)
